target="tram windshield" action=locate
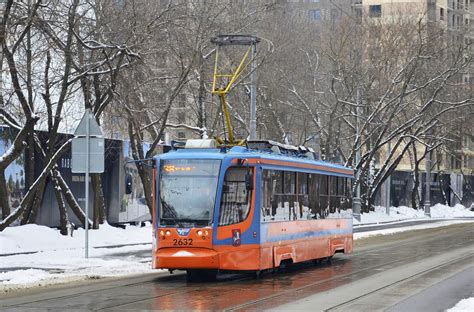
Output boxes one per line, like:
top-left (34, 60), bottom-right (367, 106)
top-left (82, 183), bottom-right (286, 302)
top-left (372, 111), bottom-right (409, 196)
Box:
top-left (159, 159), bottom-right (221, 227)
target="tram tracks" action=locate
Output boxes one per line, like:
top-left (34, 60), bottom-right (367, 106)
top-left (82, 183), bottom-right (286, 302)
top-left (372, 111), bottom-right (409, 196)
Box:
top-left (323, 252), bottom-right (474, 311)
top-left (224, 226), bottom-right (474, 311)
top-left (101, 226), bottom-right (472, 311)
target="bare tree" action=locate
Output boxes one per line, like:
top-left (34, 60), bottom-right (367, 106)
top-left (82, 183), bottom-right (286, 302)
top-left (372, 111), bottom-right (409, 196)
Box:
top-left (1, 0), bottom-right (141, 232)
top-left (257, 7), bottom-right (473, 212)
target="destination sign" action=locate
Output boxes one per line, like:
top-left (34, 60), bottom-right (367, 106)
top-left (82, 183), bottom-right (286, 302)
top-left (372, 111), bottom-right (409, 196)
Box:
top-left (163, 165), bottom-right (195, 173)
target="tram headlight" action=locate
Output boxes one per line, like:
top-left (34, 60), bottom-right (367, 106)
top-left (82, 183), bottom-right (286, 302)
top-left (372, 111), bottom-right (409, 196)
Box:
top-left (197, 230), bottom-right (209, 237)
top-left (197, 230), bottom-right (209, 240)
top-left (165, 230), bottom-right (171, 236)
top-left (159, 230), bottom-right (165, 236)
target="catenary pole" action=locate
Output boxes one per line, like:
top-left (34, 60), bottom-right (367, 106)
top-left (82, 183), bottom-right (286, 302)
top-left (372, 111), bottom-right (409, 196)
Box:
top-left (424, 149), bottom-right (431, 217)
top-left (386, 141), bottom-right (391, 215)
top-left (85, 109), bottom-right (90, 258)
top-left (249, 41), bottom-right (257, 140)
top-left (352, 87), bottom-right (361, 221)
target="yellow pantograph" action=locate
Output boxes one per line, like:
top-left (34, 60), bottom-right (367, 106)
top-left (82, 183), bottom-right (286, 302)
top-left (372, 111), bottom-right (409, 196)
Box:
top-left (211, 45), bottom-right (252, 147)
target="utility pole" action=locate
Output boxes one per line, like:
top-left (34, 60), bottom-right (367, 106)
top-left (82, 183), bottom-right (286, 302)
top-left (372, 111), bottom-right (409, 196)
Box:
top-left (84, 110), bottom-right (90, 258)
top-left (385, 141), bottom-right (391, 215)
top-left (352, 87), bottom-right (362, 222)
top-left (249, 40), bottom-right (257, 140)
top-left (424, 149), bottom-right (432, 217)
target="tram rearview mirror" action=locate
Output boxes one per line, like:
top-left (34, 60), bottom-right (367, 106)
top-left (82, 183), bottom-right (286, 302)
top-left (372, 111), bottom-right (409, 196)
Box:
top-left (245, 172), bottom-right (253, 191)
top-left (125, 173), bottom-right (133, 194)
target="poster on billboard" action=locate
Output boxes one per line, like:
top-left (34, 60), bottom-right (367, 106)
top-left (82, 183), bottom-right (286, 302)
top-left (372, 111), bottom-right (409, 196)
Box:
top-left (0, 127), bottom-right (26, 219)
top-left (120, 141), bottom-right (151, 222)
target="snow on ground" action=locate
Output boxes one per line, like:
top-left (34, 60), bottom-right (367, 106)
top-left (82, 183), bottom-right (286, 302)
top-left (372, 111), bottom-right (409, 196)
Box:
top-left (446, 297), bottom-right (474, 312)
top-left (354, 220), bottom-right (474, 240)
top-left (353, 204), bottom-right (474, 225)
top-left (1, 222), bottom-right (152, 255)
top-left (0, 222), bottom-right (156, 293)
top-left (0, 244), bottom-right (154, 292)
top-left (1, 204), bottom-right (473, 292)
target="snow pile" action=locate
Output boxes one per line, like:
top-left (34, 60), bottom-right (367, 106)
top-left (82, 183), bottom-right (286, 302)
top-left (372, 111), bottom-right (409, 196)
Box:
top-left (1, 222), bottom-right (152, 255)
top-left (430, 204), bottom-right (474, 218)
top-left (0, 244), bottom-right (154, 292)
top-left (0, 222), bottom-right (155, 292)
top-left (446, 297), bottom-right (474, 312)
top-left (353, 204), bottom-right (474, 225)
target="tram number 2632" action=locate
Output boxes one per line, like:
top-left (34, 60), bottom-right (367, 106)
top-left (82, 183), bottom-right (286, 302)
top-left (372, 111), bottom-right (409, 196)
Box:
top-left (172, 238), bottom-right (193, 246)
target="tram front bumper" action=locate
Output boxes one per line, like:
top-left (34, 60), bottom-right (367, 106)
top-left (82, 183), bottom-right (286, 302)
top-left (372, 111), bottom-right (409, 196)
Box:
top-left (154, 248), bottom-right (219, 269)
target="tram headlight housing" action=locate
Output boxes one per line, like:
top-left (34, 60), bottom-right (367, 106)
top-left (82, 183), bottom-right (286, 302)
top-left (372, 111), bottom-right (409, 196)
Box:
top-left (197, 230), bottom-right (209, 239)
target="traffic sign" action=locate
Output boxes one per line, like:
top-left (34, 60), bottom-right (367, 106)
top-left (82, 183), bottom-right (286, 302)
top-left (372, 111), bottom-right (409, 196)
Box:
top-left (71, 110), bottom-right (104, 173)
top-left (71, 137), bottom-right (104, 173)
top-left (74, 110), bottom-right (103, 137)
top-left (71, 109), bottom-right (105, 259)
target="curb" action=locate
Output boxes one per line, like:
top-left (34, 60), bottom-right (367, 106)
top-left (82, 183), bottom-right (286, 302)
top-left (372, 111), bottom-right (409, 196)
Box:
top-left (353, 217), bottom-right (474, 227)
top-left (1, 242), bottom-right (151, 257)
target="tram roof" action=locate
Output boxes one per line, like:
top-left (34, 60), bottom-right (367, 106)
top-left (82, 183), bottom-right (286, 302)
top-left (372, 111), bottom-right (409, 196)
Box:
top-left (155, 146), bottom-right (353, 177)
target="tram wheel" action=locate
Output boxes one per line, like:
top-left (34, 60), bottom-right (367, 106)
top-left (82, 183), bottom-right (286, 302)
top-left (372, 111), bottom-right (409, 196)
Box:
top-left (326, 256), bottom-right (333, 264)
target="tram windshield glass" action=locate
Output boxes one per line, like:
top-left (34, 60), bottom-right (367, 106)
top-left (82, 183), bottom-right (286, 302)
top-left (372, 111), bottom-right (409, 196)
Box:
top-left (159, 159), bottom-right (221, 227)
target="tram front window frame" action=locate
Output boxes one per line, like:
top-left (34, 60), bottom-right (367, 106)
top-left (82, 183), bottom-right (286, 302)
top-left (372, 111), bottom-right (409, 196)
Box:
top-left (158, 159), bottom-right (221, 228)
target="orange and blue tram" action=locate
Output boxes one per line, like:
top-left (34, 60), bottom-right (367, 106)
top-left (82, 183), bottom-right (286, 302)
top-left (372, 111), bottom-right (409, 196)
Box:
top-left (152, 140), bottom-right (353, 279)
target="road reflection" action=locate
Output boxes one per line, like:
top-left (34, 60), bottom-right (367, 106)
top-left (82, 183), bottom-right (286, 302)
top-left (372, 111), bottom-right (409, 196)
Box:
top-left (147, 258), bottom-right (353, 310)
top-left (107, 226), bottom-right (472, 311)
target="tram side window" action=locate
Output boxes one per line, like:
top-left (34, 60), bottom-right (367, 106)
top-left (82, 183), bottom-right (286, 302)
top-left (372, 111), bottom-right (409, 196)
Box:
top-left (260, 170), bottom-right (276, 221)
top-left (296, 172), bottom-right (312, 220)
top-left (284, 171), bottom-right (295, 194)
top-left (329, 176), bottom-right (338, 213)
top-left (261, 170), bottom-right (352, 221)
top-left (345, 178), bottom-right (353, 209)
top-left (261, 170), bottom-right (292, 222)
top-left (284, 171), bottom-right (297, 220)
top-left (340, 177), bottom-right (352, 210)
top-left (261, 170), bottom-right (315, 222)
top-left (271, 170), bottom-right (288, 221)
top-left (308, 173), bottom-right (320, 218)
top-left (330, 176), bottom-right (337, 196)
top-left (337, 177), bottom-right (345, 195)
top-left (319, 175), bottom-right (330, 217)
top-left (326, 176), bottom-right (352, 217)
top-left (218, 167), bottom-right (252, 226)
top-left (298, 173), bottom-right (308, 195)
top-left (337, 177), bottom-right (351, 210)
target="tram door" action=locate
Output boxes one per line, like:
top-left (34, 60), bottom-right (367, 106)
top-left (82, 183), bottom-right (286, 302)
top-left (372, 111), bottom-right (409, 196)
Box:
top-left (218, 167), bottom-right (253, 228)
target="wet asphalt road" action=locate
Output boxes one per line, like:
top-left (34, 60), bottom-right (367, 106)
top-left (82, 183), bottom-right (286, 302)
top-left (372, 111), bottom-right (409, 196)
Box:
top-left (0, 223), bottom-right (473, 311)
top-left (352, 217), bottom-right (474, 232)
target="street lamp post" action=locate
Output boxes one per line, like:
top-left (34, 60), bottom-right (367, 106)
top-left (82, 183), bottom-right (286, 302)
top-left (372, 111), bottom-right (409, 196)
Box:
top-left (352, 87), bottom-right (362, 222)
top-left (424, 149), bottom-right (432, 217)
top-left (385, 141), bottom-right (391, 215)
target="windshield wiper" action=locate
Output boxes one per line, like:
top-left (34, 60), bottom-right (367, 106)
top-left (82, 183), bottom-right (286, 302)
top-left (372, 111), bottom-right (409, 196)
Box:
top-left (160, 199), bottom-right (183, 227)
